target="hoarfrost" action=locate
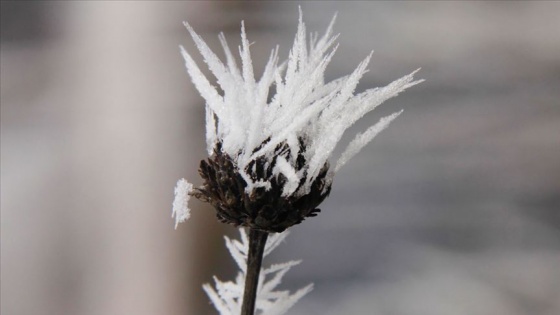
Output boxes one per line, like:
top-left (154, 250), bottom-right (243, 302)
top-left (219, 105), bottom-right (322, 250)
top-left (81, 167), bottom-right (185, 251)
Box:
top-left (172, 178), bottom-right (193, 228)
top-left (179, 8), bottom-right (422, 214)
top-left (334, 110), bottom-right (403, 174)
top-left (203, 229), bottom-right (312, 315)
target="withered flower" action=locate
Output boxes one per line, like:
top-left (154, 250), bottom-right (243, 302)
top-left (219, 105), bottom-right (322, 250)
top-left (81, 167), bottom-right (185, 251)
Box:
top-left (172, 12), bottom-right (422, 232)
top-left (172, 10), bottom-right (422, 315)
top-left (193, 138), bottom-right (329, 233)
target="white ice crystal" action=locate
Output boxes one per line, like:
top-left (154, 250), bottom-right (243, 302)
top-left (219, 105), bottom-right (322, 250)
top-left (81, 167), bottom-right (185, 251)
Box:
top-left (203, 229), bottom-right (312, 315)
top-left (172, 178), bottom-right (193, 228)
top-left (179, 9), bottom-right (423, 204)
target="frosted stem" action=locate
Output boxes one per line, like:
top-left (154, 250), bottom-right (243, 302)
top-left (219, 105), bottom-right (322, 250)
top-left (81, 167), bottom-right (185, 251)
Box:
top-left (241, 229), bottom-right (269, 315)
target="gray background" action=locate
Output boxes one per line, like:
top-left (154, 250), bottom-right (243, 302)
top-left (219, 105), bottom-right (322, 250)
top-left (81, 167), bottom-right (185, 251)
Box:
top-left (2, 2), bottom-right (559, 315)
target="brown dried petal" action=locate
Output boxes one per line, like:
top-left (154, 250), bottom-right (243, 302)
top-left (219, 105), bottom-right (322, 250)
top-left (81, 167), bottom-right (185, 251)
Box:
top-left (191, 143), bottom-right (331, 233)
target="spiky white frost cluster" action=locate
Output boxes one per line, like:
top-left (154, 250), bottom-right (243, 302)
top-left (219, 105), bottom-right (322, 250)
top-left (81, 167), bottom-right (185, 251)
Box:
top-left (204, 229), bottom-right (312, 315)
top-left (175, 9), bottom-right (422, 220)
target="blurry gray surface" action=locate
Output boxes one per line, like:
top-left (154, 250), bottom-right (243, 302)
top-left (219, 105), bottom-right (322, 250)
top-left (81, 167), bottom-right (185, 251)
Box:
top-left (2, 2), bottom-right (559, 315)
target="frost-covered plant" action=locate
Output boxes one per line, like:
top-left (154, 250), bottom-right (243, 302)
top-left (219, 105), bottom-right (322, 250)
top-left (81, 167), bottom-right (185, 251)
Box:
top-left (204, 229), bottom-right (312, 315)
top-left (173, 9), bottom-right (422, 315)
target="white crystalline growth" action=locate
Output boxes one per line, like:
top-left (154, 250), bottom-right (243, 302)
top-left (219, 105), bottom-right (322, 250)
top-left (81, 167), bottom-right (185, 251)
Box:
top-left (334, 110), bottom-right (403, 173)
top-left (172, 178), bottom-right (193, 228)
top-left (180, 8), bottom-right (423, 200)
top-left (203, 229), bottom-right (312, 315)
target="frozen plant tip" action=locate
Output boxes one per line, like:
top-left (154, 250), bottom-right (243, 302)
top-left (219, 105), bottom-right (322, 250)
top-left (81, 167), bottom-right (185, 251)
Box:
top-left (172, 178), bottom-right (193, 228)
top-left (173, 11), bottom-right (423, 232)
top-left (173, 9), bottom-right (423, 315)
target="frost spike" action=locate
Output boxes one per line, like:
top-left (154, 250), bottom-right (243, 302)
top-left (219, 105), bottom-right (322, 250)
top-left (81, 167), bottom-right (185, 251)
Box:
top-left (172, 178), bottom-right (193, 229)
top-left (218, 32), bottom-right (242, 82)
top-left (180, 46), bottom-right (226, 119)
top-left (334, 110), bottom-right (403, 174)
top-left (183, 22), bottom-right (232, 93)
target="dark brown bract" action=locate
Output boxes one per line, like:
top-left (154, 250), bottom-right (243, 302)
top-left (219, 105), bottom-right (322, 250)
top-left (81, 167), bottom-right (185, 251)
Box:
top-left (191, 142), bottom-right (331, 233)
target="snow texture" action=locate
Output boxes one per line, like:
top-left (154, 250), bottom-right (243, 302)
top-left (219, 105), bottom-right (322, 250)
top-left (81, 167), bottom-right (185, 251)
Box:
top-left (172, 178), bottom-right (193, 228)
top-left (203, 229), bottom-right (312, 315)
top-left (178, 7), bottom-right (422, 216)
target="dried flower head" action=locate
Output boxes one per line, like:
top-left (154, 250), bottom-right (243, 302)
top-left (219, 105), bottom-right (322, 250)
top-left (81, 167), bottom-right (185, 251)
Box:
top-left (173, 10), bottom-right (423, 232)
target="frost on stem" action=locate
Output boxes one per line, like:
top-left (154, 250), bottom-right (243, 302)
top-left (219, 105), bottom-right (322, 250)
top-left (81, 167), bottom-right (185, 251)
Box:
top-left (203, 229), bottom-right (312, 315)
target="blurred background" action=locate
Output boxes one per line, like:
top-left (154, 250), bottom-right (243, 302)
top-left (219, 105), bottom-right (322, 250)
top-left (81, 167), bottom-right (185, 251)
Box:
top-left (1, 1), bottom-right (559, 315)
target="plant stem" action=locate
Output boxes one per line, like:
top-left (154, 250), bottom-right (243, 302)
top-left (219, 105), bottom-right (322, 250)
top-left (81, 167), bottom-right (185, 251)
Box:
top-left (240, 228), bottom-right (269, 315)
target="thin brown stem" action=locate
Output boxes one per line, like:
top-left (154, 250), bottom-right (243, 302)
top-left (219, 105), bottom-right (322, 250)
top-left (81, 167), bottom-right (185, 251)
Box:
top-left (240, 228), bottom-right (268, 315)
